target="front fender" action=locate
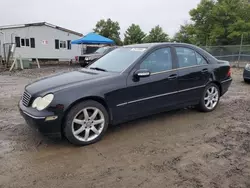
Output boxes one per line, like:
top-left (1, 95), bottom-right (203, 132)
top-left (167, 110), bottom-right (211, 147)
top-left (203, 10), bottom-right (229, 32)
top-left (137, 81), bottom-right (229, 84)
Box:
top-left (52, 87), bottom-right (106, 112)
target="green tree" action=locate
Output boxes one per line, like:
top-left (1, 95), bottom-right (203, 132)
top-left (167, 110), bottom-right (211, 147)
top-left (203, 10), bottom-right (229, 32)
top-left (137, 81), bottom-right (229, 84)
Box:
top-left (93, 18), bottom-right (122, 45)
top-left (172, 24), bottom-right (197, 44)
top-left (228, 20), bottom-right (250, 44)
top-left (189, 0), bottom-right (215, 45)
top-left (184, 0), bottom-right (250, 45)
top-left (216, 0), bottom-right (250, 45)
top-left (144, 25), bottom-right (170, 43)
top-left (123, 24), bottom-right (146, 45)
top-left (209, 0), bottom-right (245, 45)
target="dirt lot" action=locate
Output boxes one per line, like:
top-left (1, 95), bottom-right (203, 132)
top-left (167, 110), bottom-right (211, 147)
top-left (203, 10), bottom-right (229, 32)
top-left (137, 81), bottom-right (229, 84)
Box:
top-left (0, 66), bottom-right (250, 188)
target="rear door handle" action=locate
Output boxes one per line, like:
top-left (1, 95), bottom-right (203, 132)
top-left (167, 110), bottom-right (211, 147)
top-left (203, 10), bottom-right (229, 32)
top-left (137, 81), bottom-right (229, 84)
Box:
top-left (201, 68), bottom-right (208, 73)
top-left (168, 74), bottom-right (178, 80)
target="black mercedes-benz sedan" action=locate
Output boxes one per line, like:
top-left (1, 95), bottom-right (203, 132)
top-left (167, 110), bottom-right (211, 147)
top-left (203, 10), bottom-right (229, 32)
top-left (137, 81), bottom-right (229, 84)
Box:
top-left (243, 63), bottom-right (250, 82)
top-left (19, 43), bottom-right (232, 146)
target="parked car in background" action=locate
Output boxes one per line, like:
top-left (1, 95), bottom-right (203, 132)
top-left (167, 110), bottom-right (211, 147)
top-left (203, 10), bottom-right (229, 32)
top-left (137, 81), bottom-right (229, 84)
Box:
top-left (243, 63), bottom-right (250, 82)
top-left (78, 46), bottom-right (117, 67)
top-left (19, 43), bottom-right (232, 146)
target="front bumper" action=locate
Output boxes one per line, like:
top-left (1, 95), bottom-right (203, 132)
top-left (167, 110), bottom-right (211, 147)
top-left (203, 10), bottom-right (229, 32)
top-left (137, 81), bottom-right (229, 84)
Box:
top-left (19, 100), bottom-right (62, 138)
top-left (243, 68), bottom-right (250, 81)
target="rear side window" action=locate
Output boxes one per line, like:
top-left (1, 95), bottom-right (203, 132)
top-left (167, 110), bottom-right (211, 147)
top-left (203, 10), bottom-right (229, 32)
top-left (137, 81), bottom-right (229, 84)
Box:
top-left (195, 52), bottom-right (207, 65)
top-left (176, 47), bottom-right (197, 68)
top-left (140, 47), bottom-right (172, 73)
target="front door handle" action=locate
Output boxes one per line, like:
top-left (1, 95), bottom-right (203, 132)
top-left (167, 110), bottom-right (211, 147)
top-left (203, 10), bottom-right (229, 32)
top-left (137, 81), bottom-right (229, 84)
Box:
top-left (201, 68), bottom-right (208, 74)
top-left (168, 74), bottom-right (178, 80)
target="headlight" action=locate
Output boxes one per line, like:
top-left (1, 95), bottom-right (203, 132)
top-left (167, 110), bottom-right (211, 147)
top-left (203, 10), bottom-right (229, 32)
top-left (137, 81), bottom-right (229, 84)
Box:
top-left (32, 97), bottom-right (42, 108)
top-left (85, 57), bottom-right (89, 61)
top-left (245, 64), bottom-right (250, 71)
top-left (32, 94), bottom-right (54, 111)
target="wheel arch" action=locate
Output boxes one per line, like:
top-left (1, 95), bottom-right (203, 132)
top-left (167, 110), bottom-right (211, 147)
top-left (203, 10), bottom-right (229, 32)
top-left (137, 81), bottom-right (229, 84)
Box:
top-left (61, 96), bottom-right (112, 131)
top-left (207, 81), bottom-right (222, 96)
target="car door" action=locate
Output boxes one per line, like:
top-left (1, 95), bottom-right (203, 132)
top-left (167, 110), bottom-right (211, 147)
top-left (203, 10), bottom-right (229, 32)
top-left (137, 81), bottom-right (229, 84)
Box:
top-left (174, 46), bottom-right (210, 104)
top-left (117, 46), bottom-right (179, 119)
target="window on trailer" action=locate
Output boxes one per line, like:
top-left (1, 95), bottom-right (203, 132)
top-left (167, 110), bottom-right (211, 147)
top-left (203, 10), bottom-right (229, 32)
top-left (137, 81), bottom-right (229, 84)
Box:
top-left (55, 39), bottom-right (59, 49)
top-left (26, 39), bottom-right (30, 46)
top-left (15, 37), bottom-right (21, 47)
top-left (67, 40), bottom-right (71, 50)
top-left (60, 41), bottom-right (66, 48)
top-left (21, 39), bottom-right (25, 46)
top-left (30, 38), bottom-right (35, 48)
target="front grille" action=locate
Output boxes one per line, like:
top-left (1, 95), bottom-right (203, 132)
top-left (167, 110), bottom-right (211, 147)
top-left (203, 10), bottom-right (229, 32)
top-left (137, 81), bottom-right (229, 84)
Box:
top-left (22, 91), bottom-right (32, 107)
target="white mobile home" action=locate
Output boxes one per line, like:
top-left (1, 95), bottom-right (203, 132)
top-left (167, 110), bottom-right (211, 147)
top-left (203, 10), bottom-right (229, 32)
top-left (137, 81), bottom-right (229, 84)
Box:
top-left (0, 22), bottom-right (82, 61)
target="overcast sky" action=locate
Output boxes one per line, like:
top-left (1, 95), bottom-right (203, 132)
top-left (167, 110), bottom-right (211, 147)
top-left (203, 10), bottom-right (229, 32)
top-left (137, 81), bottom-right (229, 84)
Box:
top-left (0, 0), bottom-right (200, 37)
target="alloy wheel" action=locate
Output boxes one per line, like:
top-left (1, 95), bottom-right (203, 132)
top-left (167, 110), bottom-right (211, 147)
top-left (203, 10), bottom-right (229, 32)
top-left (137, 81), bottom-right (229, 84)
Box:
top-left (72, 107), bottom-right (105, 142)
top-left (204, 86), bottom-right (219, 110)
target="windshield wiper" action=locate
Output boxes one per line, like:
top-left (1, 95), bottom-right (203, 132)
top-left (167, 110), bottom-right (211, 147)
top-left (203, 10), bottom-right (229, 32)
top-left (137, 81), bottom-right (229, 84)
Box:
top-left (90, 67), bottom-right (107, 72)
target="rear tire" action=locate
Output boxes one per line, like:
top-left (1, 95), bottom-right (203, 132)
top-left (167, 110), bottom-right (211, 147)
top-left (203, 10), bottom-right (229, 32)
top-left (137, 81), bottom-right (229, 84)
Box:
top-left (64, 100), bottom-right (109, 146)
top-left (197, 83), bottom-right (220, 112)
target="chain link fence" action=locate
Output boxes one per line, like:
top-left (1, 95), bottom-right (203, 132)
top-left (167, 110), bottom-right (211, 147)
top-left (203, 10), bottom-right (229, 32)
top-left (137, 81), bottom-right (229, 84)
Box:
top-left (201, 45), bottom-right (250, 67)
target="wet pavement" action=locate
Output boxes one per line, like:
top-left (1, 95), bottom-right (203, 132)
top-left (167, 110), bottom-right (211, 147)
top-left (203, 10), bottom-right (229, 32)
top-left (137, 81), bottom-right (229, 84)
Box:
top-left (0, 66), bottom-right (250, 188)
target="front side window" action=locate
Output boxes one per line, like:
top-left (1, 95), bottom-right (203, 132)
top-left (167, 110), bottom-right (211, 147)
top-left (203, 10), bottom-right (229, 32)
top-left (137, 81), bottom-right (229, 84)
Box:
top-left (140, 48), bottom-right (172, 73)
top-left (176, 47), bottom-right (197, 68)
top-left (89, 47), bottom-right (146, 72)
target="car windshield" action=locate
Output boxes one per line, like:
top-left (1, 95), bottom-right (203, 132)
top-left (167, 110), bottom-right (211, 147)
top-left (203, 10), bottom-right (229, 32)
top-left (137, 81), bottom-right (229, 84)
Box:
top-left (95, 47), bottom-right (109, 54)
top-left (88, 47), bottom-right (147, 72)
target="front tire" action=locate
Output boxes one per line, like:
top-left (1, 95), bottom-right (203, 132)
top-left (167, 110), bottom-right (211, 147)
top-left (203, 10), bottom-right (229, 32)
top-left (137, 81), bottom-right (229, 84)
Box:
top-left (198, 83), bottom-right (220, 112)
top-left (244, 78), bottom-right (250, 83)
top-left (64, 100), bottom-right (109, 146)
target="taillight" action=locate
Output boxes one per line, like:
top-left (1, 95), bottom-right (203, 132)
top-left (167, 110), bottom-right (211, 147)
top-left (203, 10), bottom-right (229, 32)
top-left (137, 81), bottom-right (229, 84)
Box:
top-left (227, 66), bottom-right (231, 77)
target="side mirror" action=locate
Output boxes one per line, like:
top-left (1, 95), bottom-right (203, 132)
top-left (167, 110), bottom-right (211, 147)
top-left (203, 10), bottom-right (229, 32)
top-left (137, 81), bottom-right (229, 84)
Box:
top-left (134, 69), bottom-right (151, 78)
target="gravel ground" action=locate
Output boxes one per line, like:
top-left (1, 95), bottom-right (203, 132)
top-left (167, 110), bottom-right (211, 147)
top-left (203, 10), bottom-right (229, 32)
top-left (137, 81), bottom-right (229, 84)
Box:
top-left (0, 66), bottom-right (250, 188)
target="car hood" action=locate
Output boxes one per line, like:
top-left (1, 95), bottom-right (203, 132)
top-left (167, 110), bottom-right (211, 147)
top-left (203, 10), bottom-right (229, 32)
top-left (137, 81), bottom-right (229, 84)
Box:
top-left (25, 69), bottom-right (114, 95)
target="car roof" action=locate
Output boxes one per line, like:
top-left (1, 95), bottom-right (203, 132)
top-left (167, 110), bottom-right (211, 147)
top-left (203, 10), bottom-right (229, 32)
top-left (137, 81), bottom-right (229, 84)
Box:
top-left (123, 42), bottom-right (196, 49)
top-left (122, 42), bottom-right (217, 62)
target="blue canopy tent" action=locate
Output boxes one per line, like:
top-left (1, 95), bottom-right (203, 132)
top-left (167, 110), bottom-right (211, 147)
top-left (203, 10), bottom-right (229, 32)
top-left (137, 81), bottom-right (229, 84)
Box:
top-left (71, 32), bottom-right (115, 44)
